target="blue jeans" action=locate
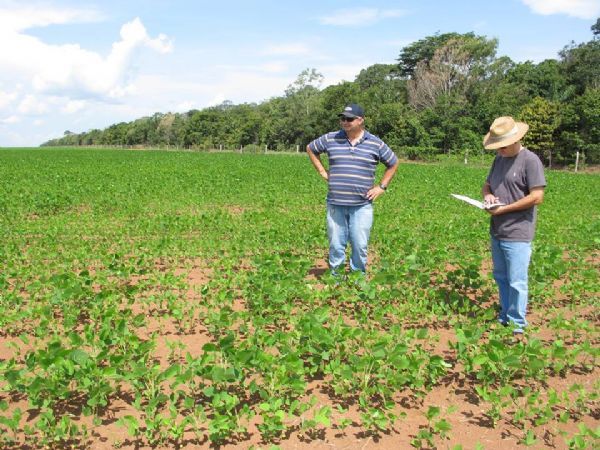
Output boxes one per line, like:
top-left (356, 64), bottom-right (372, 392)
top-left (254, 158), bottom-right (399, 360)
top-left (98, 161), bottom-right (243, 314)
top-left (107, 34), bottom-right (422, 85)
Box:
top-left (491, 236), bottom-right (532, 333)
top-left (326, 203), bottom-right (373, 273)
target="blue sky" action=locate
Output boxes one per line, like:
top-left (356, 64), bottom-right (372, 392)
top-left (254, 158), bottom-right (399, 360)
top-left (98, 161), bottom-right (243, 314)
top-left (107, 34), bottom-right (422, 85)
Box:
top-left (0, 0), bottom-right (598, 146)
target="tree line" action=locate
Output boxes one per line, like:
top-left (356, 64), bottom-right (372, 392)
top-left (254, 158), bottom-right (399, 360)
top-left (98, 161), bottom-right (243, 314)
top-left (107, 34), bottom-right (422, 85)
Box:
top-left (42, 21), bottom-right (600, 165)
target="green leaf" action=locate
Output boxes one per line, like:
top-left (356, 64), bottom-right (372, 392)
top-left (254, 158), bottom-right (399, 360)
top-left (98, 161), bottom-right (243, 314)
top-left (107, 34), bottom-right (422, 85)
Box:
top-left (503, 354), bottom-right (521, 367)
top-left (372, 348), bottom-right (386, 359)
top-left (523, 429), bottom-right (537, 446)
top-left (426, 406), bottom-right (440, 420)
top-left (161, 363), bottom-right (181, 380)
top-left (472, 354), bottom-right (488, 366)
top-left (416, 328), bottom-right (428, 339)
top-left (70, 349), bottom-right (89, 365)
top-left (435, 418), bottom-right (452, 432)
top-left (315, 406), bottom-right (332, 427)
top-left (117, 415), bottom-right (139, 436)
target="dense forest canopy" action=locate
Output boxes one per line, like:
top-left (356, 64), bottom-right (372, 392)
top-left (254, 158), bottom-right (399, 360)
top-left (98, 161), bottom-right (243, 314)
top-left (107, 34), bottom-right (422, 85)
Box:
top-left (43, 22), bottom-right (600, 165)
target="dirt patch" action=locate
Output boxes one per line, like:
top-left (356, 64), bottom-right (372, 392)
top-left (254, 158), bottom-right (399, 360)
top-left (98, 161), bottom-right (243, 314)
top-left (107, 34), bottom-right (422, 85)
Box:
top-left (224, 205), bottom-right (246, 215)
top-left (306, 257), bottom-right (329, 281)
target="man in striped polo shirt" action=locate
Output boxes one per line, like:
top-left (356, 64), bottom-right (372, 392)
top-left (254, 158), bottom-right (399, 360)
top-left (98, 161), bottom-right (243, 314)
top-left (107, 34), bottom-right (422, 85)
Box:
top-left (307, 103), bottom-right (399, 275)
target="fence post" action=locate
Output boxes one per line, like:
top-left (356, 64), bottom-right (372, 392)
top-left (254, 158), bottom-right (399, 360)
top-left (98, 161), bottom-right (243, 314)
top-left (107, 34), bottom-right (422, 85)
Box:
top-left (464, 149), bottom-right (468, 165)
top-left (296, 145), bottom-right (299, 153)
top-left (240, 145), bottom-right (243, 153)
top-left (575, 151), bottom-right (580, 172)
top-left (265, 145), bottom-right (268, 154)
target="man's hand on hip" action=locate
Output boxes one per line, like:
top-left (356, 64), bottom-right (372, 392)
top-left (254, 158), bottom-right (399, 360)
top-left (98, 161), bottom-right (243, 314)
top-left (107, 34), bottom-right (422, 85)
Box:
top-left (366, 185), bottom-right (385, 201)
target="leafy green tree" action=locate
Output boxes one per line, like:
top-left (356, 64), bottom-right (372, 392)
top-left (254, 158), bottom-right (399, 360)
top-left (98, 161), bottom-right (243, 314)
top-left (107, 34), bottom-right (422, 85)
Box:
top-left (170, 113), bottom-right (189, 148)
top-left (559, 40), bottom-right (600, 95)
top-left (155, 113), bottom-right (176, 146)
top-left (257, 97), bottom-right (306, 150)
top-left (303, 81), bottom-right (361, 146)
top-left (101, 122), bottom-right (129, 145)
top-left (368, 102), bottom-right (405, 140)
top-left (125, 117), bottom-right (155, 145)
top-left (505, 60), bottom-right (570, 101)
top-left (369, 104), bottom-right (431, 157)
top-left (520, 97), bottom-right (559, 164)
top-left (557, 88), bottom-right (600, 163)
top-left (285, 68), bottom-right (324, 116)
top-left (228, 103), bottom-right (261, 147)
top-left (575, 88), bottom-right (600, 163)
top-left (273, 68), bottom-right (326, 148)
top-left (419, 93), bottom-right (478, 154)
top-left (591, 17), bottom-right (599, 36)
top-left (397, 32), bottom-right (467, 78)
top-left (407, 34), bottom-right (498, 109)
top-left (184, 107), bottom-right (234, 147)
top-left (354, 64), bottom-right (407, 119)
top-left (356, 64), bottom-right (399, 89)
top-left (467, 56), bottom-right (525, 129)
top-left (82, 129), bottom-right (102, 145)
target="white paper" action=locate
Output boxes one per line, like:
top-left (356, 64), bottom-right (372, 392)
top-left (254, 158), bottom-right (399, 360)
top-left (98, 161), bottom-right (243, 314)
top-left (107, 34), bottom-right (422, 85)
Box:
top-left (451, 194), bottom-right (505, 210)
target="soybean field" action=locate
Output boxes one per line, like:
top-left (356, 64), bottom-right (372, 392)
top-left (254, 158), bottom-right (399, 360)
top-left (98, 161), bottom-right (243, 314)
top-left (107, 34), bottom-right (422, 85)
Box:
top-left (0, 148), bottom-right (598, 449)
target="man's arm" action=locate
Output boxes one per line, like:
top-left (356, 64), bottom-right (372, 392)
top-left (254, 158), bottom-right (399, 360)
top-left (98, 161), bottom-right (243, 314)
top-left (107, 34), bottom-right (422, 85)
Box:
top-left (487, 187), bottom-right (545, 216)
top-left (366, 160), bottom-right (399, 201)
top-left (306, 145), bottom-right (328, 181)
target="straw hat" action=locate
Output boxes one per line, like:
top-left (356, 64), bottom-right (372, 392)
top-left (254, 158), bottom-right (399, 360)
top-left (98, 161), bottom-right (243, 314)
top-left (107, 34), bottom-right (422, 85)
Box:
top-left (483, 116), bottom-right (529, 150)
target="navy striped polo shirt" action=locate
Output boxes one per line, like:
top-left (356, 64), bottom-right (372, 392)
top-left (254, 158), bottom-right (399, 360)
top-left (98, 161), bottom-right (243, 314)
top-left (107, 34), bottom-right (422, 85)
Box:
top-left (308, 130), bottom-right (398, 206)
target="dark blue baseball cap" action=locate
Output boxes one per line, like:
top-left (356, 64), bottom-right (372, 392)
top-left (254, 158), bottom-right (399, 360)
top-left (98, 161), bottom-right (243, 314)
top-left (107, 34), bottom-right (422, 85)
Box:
top-left (338, 103), bottom-right (364, 118)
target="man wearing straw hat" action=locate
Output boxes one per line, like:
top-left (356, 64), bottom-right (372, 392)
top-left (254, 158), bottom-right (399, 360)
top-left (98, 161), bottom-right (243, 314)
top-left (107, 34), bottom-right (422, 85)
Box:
top-left (481, 116), bottom-right (546, 336)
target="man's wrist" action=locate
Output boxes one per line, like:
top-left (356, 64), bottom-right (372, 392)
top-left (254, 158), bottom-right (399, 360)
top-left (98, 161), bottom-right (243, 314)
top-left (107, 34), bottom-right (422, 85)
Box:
top-left (379, 183), bottom-right (387, 191)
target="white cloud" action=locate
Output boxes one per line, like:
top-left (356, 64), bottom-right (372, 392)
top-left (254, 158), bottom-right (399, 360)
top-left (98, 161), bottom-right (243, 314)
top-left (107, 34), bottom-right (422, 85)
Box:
top-left (472, 21), bottom-right (488, 32)
top-left (0, 6), bottom-right (173, 101)
top-left (521, 0), bottom-right (600, 19)
top-left (142, 69), bottom-right (293, 108)
top-left (175, 100), bottom-right (196, 112)
top-left (386, 38), bottom-right (415, 49)
top-left (62, 100), bottom-right (87, 114)
top-left (262, 43), bottom-right (311, 56)
top-left (260, 62), bottom-right (288, 73)
top-left (0, 89), bottom-right (18, 109)
top-left (503, 43), bottom-right (562, 63)
top-left (318, 8), bottom-right (407, 26)
top-left (17, 94), bottom-right (48, 114)
top-left (319, 63), bottom-right (365, 85)
top-left (0, 4), bottom-right (103, 32)
top-left (0, 115), bottom-right (20, 124)
top-left (207, 94), bottom-right (227, 107)
top-left (31, 18), bottom-right (172, 97)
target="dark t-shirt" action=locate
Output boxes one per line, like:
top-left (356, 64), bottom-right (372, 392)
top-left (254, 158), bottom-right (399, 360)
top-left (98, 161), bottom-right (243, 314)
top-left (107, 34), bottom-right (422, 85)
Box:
top-left (486, 148), bottom-right (546, 241)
